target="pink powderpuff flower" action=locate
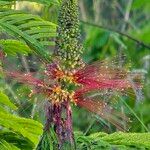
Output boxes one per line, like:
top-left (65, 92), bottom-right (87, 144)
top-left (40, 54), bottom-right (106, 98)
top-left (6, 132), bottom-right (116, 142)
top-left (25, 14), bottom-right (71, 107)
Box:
top-left (73, 59), bottom-right (142, 91)
top-left (4, 71), bottom-right (54, 97)
top-left (2, 56), bottom-right (143, 130)
top-left (72, 58), bottom-right (143, 130)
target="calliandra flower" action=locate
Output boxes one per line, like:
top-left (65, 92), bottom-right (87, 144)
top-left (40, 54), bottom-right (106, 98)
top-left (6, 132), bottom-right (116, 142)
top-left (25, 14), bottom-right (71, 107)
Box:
top-left (45, 58), bottom-right (143, 129)
top-left (72, 59), bottom-right (143, 129)
top-left (73, 59), bottom-right (142, 90)
top-left (4, 70), bottom-right (73, 104)
top-left (3, 56), bottom-right (143, 131)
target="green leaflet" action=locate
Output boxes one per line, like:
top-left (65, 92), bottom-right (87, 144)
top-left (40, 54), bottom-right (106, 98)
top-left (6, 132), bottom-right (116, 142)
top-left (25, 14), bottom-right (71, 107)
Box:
top-left (0, 0), bottom-right (60, 6)
top-left (0, 93), bottom-right (43, 149)
top-left (0, 139), bottom-right (20, 150)
top-left (0, 9), bottom-right (57, 62)
top-left (75, 132), bottom-right (150, 149)
top-left (0, 131), bottom-right (35, 150)
top-left (0, 39), bottom-right (31, 56)
top-left (36, 129), bottom-right (58, 150)
top-left (101, 132), bottom-right (150, 149)
top-left (0, 111), bottom-right (43, 145)
top-left (0, 92), bottom-right (17, 110)
top-left (0, 21), bottom-right (50, 62)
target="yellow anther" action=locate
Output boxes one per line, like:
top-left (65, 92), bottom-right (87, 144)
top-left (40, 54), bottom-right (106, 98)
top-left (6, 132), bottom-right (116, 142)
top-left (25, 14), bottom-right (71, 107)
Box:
top-left (52, 86), bottom-right (61, 94)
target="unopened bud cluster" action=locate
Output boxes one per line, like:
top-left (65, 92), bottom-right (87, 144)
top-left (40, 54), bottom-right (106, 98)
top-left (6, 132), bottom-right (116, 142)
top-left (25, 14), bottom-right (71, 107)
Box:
top-left (55, 0), bottom-right (83, 70)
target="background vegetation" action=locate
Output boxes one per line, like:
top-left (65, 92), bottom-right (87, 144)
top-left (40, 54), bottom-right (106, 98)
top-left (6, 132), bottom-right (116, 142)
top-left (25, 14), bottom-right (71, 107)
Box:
top-left (0, 0), bottom-right (149, 149)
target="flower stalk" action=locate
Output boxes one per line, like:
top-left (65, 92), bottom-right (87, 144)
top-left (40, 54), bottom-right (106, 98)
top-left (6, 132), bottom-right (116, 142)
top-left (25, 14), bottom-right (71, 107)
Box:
top-left (43, 0), bottom-right (84, 148)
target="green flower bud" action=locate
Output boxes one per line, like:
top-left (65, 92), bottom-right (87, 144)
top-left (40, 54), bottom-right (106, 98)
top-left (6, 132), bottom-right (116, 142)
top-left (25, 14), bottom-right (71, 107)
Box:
top-left (55, 0), bottom-right (83, 71)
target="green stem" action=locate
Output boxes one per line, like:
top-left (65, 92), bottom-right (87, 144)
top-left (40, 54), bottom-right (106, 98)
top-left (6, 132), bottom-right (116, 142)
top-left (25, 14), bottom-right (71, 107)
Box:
top-left (80, 20), bottom-right (150, 50)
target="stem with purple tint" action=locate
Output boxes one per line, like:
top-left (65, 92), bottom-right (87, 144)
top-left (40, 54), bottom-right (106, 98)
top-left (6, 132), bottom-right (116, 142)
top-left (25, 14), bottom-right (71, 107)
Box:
top-left (44, 100), bottom-right (75, 149)
top-left (65, 101), bottom-right (74, 144)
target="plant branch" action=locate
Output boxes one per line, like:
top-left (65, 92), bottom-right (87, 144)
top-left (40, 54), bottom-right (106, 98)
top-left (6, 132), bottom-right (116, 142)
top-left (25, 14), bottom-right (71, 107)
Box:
top-left (80, 20), bottom-right (150, 50)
